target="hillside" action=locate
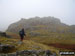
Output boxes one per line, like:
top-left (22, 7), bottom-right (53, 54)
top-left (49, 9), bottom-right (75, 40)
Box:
top-left (0, 36), bottom-right (59, 56)
top-left (6, 16), bottom-right (75, 37)
top-left (6, 16), bottom-right (75, 52)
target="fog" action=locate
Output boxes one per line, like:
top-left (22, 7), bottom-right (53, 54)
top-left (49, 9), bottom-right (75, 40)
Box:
top-left (0, 0), bottom-right (74, 31)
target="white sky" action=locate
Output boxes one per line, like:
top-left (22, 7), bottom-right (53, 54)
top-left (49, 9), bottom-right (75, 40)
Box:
top-left (0, 0), bottom-right (75, 31)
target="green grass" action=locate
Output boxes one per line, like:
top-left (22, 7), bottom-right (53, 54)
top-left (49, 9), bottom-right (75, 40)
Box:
top-left (30, 33), bottom-right (75, 45)
top-left (0, 36), bottom-right (60, 55)
top-left (4, 32), bottom-right (75, 56)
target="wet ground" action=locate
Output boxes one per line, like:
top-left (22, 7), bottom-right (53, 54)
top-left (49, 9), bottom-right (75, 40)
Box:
top-left (48, 44), bottom-right (75, 51)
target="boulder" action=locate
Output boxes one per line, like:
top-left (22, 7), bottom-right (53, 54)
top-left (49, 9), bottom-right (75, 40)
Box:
top-left (0, 44), bottom-right (16, 53)
top-left (0, 32), bottom-right (6, 37)
top-left (7, 53), bottom-right (17, 56)
top-left (0, 50), bottom-right (57, 56)
top-left (0, 32), bottom-right (11, 38)
top-left (0, 43), bottom-right (1, 45)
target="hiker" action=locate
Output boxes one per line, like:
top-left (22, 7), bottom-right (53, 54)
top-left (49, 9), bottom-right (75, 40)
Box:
top-left (19, 28), bottom-right (26, 41)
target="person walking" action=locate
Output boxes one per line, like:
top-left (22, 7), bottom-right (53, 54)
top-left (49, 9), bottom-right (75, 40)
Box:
top-left (19, 28), bottom-right (26, 42)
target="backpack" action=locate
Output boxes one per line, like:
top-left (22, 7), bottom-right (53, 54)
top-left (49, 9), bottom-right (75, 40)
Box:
top-left (19, 31), bottom-right (23, 35)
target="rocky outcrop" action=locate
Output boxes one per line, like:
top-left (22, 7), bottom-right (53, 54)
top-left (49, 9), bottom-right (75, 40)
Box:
top-left (0, 32), bottom-right (6, 37)
top-left (0, 32), bottom-right (11, 38)
top-left (0, 50), bottom-right (57, 56)
top-left (0, 44), bottom-right (16, 53)
top-left (6, 17), bottom-right (64, 32)
top-left (0, 43), bottom-right (57, 56)
top-left (6, 16), bottom-right (75, 36)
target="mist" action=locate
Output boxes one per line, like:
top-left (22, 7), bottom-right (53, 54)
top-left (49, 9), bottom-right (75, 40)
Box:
top-left (0, 0), bottom-right (74, 31)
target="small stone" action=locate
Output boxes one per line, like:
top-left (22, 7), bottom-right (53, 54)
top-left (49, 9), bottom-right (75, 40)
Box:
top-left (0, 54), bottom-right (7, 56)
top-left (7, 53), bottom-right (17, 56)
top-left (0, 43), bottom-right (1, 45)
top-left (45, 50), bottom-right (51, 56)
top-left (50, 53), bottom-right (56, 56)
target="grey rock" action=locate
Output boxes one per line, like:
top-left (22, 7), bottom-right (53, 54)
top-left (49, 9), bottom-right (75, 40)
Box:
top-left (7, 53), bottom-right (17, 56)
top-left (0, 32), bottom-right (6, 37)
top-left (50, 53), bottom-right (56, 56)
top-left (0, 50), bottom-right (57, 56)
top-left (0, 44), bottom-right (16, 53)
top-left (0, 54), bottom-right (7, 56)
top-left (16, 50), bottom-right (32, 56)
top-left (0, 43), bottom-right (1, 45)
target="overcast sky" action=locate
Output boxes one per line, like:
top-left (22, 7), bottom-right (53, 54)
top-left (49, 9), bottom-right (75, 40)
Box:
top-left (0, 0), bottom-right (75, 31)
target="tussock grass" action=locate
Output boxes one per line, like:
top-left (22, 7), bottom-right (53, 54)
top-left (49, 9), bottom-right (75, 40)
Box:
top-left (0, 36), bottom-right (59, 55)
top-left (30, 33), bottom-right (75, 45)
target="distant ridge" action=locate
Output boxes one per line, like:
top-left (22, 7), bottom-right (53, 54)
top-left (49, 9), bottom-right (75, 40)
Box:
top-left (6, 16), bottom-right (75, 36)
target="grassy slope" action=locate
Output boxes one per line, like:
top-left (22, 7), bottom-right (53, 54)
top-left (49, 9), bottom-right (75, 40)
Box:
top-left (30, 34), bottom-right (75, 45)
top-left (5, 32), bottom-right (75, 56)
top-left (0, 36), bottom-right (59, 55)
top-left (7, 32), bottom-right (75, 45)
top-left (6, 32), bottom-right (75, 50)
